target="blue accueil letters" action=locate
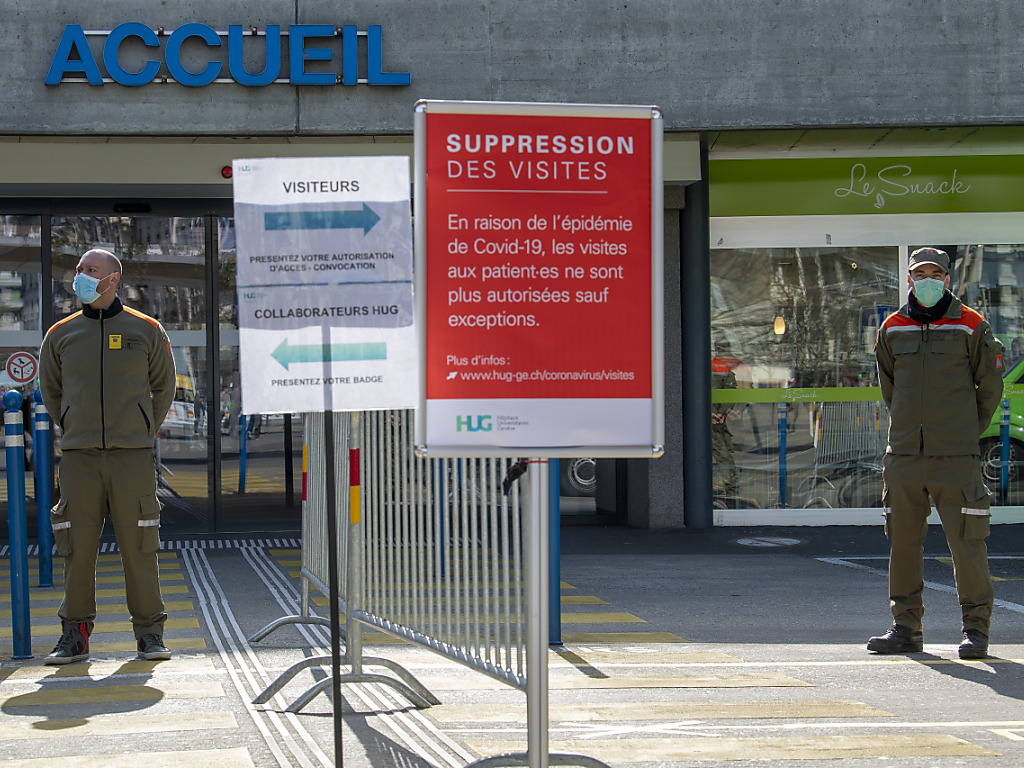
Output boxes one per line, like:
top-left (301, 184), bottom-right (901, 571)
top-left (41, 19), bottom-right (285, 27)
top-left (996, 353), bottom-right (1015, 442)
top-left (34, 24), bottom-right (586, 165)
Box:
top-left (45, 23), bottom-right (410, 86)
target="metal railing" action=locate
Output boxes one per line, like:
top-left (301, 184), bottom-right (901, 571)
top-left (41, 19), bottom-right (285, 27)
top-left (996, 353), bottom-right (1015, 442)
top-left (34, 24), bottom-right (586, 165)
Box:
top-left (250, 409), bottom-right (527, 700)
top-left (357, 410), bottom-right (526, 686)
top-left (251, 410), bottom-right (608, 768)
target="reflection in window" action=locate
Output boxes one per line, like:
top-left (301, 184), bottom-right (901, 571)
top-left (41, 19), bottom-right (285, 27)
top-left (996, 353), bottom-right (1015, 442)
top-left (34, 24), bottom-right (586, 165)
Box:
top-left (217, 218), bottom-right (237, 330)
top-left (955, 245), bottom-right (1024, 371)
top-left (711, 247), bottom-right (898, 389)
top-left (51, 216), bottom-right (206, 330)
top-left (951, 245), bottom-right (1024, 506)
top-left (0, 216), bottom-right (42, 332)
top-left (710, 247), bottom-right (899, 512)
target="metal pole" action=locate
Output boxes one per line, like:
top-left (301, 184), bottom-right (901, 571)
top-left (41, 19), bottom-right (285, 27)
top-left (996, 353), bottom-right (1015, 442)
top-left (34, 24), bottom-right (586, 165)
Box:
top-left (778, 403), bottom-right (788, 509)
top-left (284, 414), bottom-right (295, 508)
top-left (548, 458), bottom-right (562, 646)
top-left (238, 415), bottom-right (248, 494)
top-left (5, 390), bottom-right (32, 659)
top-left (32, 390), bottom-right (53, 587)
top-left (323, 411), bottom-right (344, 767)
top-left (1001, 399), bottom-right (1010, 506)
top-left (525, 458), bottom-right (549, 768)
top-left (347, 411), bottom-right (363, 676)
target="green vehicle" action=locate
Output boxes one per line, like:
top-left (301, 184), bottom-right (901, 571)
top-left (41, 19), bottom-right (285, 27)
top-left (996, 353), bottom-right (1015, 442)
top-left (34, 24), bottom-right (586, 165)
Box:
top-left (979, 353), bottom-right (1024, 484)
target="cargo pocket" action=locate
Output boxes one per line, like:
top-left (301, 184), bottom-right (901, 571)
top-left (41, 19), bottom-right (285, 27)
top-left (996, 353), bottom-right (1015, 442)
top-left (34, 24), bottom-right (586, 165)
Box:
top-left (50, 498), bottom-right (72, 556)
top-left (962, 481), bottom-right (992, 541)
top-left (138, 494), bottom-right (162, 553)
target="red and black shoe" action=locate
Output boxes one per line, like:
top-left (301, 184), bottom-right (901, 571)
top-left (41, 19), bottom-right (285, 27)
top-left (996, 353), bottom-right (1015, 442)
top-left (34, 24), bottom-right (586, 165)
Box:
top-left (44, 621), bottom-right (90, 665)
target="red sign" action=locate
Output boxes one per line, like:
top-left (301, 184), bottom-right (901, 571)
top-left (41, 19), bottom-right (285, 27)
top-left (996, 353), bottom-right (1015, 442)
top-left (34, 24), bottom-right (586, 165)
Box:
top-left (416, 101), bottom-right (663, 454)
top-left (5, 352), bottom-right (38, 385)
top-left (425, 111), bottom-right (652, 401)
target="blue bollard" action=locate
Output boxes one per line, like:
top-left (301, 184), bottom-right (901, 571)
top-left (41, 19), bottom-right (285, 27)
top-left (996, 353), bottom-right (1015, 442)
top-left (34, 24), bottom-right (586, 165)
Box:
top-left (33, 389), bottom-right (53, 587)
top-left (1001, 399), bottom-right (1011, 506)
top-left (5, 389), bottom-right (33, 658)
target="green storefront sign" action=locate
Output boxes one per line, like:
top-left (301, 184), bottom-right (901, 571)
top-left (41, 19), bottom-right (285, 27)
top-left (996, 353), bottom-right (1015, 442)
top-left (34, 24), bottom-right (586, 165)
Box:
top-left (711, 154), bottom-right (1024, 217)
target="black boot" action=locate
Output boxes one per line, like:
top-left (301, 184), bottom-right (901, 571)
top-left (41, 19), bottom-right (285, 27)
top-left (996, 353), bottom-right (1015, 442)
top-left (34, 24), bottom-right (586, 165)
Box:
top-left (867, 624), bottom-right (923, 654)
top-left (959, 629), bottom-right (989, 660)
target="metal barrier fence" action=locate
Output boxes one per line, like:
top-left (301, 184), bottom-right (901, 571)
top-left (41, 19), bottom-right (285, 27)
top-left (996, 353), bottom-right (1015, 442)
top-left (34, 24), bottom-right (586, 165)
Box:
top-left (358, 409), bottom-right (526, 686)
top-left (250, 408), bottom-right (526, 690)
top-left (252, 410), bottom-right (608, 768)
top-left (252, 410), bottom-right (525, 684)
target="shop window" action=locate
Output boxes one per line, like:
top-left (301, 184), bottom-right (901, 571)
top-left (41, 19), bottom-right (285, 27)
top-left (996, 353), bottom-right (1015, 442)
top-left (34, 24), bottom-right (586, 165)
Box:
top-left (710, 247), bottom-right (898, 511)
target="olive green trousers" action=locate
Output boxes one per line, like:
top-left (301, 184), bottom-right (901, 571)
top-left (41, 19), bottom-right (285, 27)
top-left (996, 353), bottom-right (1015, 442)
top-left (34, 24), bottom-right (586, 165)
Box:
top-left (882, 453), bottom-right (993, 635)
top-left (51, 448), bottom-right (166, 640)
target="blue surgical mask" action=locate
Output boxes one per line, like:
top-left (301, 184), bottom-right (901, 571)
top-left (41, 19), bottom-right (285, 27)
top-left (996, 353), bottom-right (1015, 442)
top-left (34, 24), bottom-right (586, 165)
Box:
top-left (912, 277), bottom-right (946, 308)
top-left (72, 273), bottom-right (107, 304)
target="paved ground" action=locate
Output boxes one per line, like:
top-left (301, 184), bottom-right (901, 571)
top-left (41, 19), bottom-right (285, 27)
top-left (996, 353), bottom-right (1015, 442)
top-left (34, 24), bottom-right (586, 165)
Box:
top-left (4, 523), bottom-right (1024, 767)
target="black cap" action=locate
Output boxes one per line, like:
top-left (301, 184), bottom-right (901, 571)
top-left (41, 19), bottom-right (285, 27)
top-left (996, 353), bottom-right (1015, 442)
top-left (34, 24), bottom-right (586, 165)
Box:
top-left (908, 247), bottom-right (950, 274)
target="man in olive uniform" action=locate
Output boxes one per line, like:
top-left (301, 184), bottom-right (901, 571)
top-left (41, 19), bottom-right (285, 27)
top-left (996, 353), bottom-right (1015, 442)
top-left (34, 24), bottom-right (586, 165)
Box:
top-left (39, 248), bottom-right (176, 664)
top-left (869, 247), bottom-right (1004, 659)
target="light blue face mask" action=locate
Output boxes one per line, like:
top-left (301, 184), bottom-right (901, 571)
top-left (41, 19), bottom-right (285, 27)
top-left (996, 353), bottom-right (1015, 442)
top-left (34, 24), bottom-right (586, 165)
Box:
top-left (72, 273), bottom-right (108, 304)
top-left (912, 277), bottom-right (946, 308)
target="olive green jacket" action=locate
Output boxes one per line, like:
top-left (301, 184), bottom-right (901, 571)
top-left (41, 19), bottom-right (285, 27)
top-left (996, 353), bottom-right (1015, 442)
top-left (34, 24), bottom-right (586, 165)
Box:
top-left (39, 298), bottom-right (175, 450)
top-left (876, 295), bottom-right (1004, 456)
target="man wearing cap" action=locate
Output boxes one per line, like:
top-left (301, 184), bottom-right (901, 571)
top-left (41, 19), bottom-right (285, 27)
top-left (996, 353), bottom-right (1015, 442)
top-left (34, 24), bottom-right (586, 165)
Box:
top-left (868, 247), bottom-right (1004, 659)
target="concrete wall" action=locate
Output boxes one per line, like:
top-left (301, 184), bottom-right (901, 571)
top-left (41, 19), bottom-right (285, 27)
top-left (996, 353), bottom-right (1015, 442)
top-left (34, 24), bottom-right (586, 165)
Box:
top-left (4, 1), bottom-right (1024, 136)
top-left (627, 186), bottom-right (685, 529)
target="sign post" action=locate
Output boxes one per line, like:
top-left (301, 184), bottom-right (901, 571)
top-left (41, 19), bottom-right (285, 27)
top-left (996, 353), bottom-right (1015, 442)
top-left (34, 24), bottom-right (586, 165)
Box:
top-left (415, 100), bottom-right (663, 768)
top-left (233, 155), bottom-right (416, 767)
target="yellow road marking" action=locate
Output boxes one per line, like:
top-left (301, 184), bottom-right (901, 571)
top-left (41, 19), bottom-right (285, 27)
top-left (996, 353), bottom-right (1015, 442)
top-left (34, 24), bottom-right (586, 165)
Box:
top-left (0, 585), bottom-right (190, 603)
top-left (0, 636), bottom-right (207, 657)
top-left (0, 656), bottom-right (216, 681)
top-left (418, 672), bottom-right (811, 691)
top-left (46, 553), bottom-right (181, 563)
top-left (434, 699), bottom-right (893, 722)
top-left (0, 681), bottom-right (224, 707)
top-left (550, 649), bottom-right (742, 667)
top-left (466, 734), bottom-right (996, 761)
top-left (560, 596), bottom-right (608, 605)
top-left (560, 612), bottom-right (645, 624)
top-left (78, 636), bottom-right (207, 653)
top-left (0, 617), bottom-right (199, 639)
top-left (0, 573), bottom-right (184, 588)
top-left (0, 747), bottom-right (252, 766)
top-left (561, 632), bottom-right (687, 643)
top-left (2, 600), bottom-right (194, 620)
top-left (0, 713), bottom-right (237, 743)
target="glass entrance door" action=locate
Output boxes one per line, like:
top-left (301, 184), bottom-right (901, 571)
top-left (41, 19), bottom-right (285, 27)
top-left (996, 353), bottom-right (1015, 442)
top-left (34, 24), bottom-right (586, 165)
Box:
top-left (0, 209), bottom-right (305, 535)
top-left (213, 217), bottom-right (301, 529)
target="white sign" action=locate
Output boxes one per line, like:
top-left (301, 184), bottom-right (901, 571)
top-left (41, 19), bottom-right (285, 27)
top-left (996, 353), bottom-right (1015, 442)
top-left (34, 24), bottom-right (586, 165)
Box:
top-left (233, 156), bottom-right (417, 414)
top-left (5, 352), bottom-right (38, 385)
